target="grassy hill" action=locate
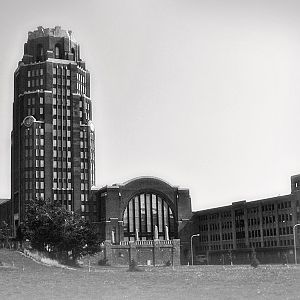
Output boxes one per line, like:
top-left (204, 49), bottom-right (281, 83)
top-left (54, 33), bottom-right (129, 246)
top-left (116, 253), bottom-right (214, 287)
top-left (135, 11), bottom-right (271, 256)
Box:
top-left (0, 249), bottom-right (300, 299)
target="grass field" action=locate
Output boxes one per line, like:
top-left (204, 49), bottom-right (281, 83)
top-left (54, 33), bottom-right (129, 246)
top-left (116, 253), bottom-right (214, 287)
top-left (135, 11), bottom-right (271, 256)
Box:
top-left (0, 249), bottom-right (300, 300)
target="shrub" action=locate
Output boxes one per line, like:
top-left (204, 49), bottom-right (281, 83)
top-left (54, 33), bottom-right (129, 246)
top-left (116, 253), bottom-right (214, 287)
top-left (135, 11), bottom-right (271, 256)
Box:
top-left (98, 258), bottom-right (109, 266)
top-left (250, 257), bottom-right (260, 268)
top-left (165, 260), bottom-right (172, 267)
top-left (128, 259), bottom-right (143, 272)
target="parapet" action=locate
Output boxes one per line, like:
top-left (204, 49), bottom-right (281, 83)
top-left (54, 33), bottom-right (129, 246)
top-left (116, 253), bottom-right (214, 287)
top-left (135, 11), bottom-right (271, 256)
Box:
top-left (28, 26), bottom-right (72, 40)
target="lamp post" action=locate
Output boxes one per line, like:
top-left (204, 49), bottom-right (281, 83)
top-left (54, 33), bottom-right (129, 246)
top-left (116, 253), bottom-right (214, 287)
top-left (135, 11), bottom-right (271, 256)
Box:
top-left (293, 224), bottom-right (300, 264)
top-left (190, 233), bottom-right (200, 265)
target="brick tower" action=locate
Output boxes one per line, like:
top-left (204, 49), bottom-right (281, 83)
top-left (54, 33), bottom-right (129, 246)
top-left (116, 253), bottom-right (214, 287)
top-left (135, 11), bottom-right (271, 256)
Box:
top-left (11, 26), bottom-right (95, 231)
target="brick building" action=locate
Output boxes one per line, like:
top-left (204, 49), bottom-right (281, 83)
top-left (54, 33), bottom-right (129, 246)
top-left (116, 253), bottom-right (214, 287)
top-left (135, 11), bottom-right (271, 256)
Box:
top-left (11, 26), bottom-right (96, 231)
top-left (92, 176), bottom-right (192, 264)
top-left (187, 175), bottom-right (300, 264)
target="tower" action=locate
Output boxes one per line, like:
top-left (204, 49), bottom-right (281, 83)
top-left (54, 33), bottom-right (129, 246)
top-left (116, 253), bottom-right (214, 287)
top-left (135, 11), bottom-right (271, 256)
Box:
top-left (11, 26), bottom-right (95, 231)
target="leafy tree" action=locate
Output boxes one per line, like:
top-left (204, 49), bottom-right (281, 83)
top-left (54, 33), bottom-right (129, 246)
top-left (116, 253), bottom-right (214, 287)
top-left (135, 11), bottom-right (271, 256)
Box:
top-left (24, 197), bottom-right (101, 262)
top-left (0, 221), bottom-right (11, 247)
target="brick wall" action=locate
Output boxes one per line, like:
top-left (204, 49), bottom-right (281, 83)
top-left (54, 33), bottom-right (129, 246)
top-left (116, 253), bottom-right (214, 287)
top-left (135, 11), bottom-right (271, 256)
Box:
top-left (104, 239), bottom-right (181, 266)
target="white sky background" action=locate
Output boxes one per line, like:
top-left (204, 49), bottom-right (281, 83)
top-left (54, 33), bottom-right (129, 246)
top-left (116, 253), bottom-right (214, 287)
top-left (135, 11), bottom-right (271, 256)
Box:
top-left (0, 0), bottom-right (300, 211)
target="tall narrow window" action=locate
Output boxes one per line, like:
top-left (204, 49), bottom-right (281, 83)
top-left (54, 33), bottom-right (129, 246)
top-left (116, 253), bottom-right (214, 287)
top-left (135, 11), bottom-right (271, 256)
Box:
top-left (36, 44), bottom-right (43, 62)
top-left (71, 48), bottom-right (76, 60)
top-left (55, 44), bottom-right (61, 59)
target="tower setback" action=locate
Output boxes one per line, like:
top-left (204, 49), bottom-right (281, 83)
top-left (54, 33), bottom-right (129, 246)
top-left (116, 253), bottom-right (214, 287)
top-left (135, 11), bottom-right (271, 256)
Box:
top-left (11, 26), bottom-right (95, 231)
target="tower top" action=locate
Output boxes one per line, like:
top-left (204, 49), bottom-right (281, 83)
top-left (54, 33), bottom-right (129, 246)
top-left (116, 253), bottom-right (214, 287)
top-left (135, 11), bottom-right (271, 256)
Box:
top-left (21, 26), bottom-right (82, 65)
top-left (28, 26), bottom-right (73, 41)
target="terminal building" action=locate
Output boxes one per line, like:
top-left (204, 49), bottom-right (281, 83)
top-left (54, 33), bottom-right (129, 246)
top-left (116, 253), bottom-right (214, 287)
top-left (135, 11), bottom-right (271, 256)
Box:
top-left (187, 175), bottom-right (300, 264)
top-left (1, 26), bottom-right (299, 265)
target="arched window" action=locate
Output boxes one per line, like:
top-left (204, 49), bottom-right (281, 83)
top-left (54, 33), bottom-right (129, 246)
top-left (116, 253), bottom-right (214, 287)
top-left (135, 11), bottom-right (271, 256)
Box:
top-left (36, 44), bottom-right (43, 62)
top-left (123, 193), bottom-right (175, 241)
top-left (71, 48), bottom-right (76, 61)
top-left (55, 44), bottom-right (61, 59)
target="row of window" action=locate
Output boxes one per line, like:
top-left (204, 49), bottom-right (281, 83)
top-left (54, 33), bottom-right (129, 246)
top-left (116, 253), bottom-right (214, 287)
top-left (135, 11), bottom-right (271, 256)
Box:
top-left (223, 243), bottom-right (234, 250)
top-left (222, 232), bottom-right (233, 240)
top-left (210, 234), bottom-right (220, 241)
top-left (53, 161), bottom-right (72, 168)
top-left (209, 223), bottom-right (220, 231)
top-left (249, 230), bottom-right (261, 238)
top-left (53, 182), bottom-right (72, 189)
top-left (27, 107), bottom-right (44, 117)
top-left (247, 207), bottom-right (259, 214)
top-left (278, 201), bottom-right (292, 210)
top-left (222, 221), bottom-right (232, 229)
top-left (279, 226), bottom-right (294, 235)
top-left (279, 239), bottom-right (294, 246)
top-left (221, 211), bottom-right (231, 218)
top-left (53, 67), bottom-right (71, 76)
top-left (53, 77), bottom-right (71, 85)
top-left (263, 228), bottom-right (276, 237)
top-left (28, 78), bottom-right (43, 88)
top-left (262, 204), bottom-right (275, 211)
top-left (53, 98), bottom-right (71, 106)
top-left (248, 217), bottom-right (260, 226)
top-left (53, 172), bottom-right (72, 179)
top-left (249, 241), bottom-right (261, 248)
top-left (262, 215), bottom-right (276, 224)
top-left (278, 214), bottom-right (293, 222)
top-left (27, 97), bottom-right (43, 106)
top-left (53, 192), bottom-right (72, 200)
top-left (28, 69), bottom-right (43, 77)
top-left (211, 244), bottom-right (221, 250)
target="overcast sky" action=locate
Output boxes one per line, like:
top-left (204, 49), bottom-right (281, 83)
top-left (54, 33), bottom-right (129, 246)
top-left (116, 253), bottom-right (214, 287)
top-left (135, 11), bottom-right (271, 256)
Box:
top-left (1, 0), bottom-right (300, 211)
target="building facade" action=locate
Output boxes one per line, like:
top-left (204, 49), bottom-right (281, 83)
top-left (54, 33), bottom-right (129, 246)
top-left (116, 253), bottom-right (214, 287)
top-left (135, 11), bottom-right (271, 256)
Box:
top-left (11, 26), bottom-right (96, 231)
top-left (187, 175), bottom-right (300, 264)
top-left (91, 177), bottom-right (192, 264)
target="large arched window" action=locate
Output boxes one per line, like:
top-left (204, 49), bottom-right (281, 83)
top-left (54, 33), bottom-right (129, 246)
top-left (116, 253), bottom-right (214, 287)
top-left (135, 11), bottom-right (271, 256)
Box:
top-left (123, 193), bottom-right (175, 241)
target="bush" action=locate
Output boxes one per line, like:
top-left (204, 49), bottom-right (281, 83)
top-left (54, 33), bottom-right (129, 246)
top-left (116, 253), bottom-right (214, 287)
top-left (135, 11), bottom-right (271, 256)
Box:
top-left (165, 260), bottom-right (172, 267)
top-left (98, 258), bottom-right (109, 266)
top-left (128, 259), bottom-right (143, 272)
top-left (250, 257), bottom-right (260, 268)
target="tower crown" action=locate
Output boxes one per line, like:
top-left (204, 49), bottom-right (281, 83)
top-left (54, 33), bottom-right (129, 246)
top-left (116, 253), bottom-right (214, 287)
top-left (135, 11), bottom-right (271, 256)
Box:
top-left (22, 26), bottom-right (81, 64)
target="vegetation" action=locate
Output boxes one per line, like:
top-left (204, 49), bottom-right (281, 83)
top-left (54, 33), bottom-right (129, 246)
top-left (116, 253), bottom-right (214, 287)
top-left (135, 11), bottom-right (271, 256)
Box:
top-left (0, 221), bottom-right (11, 248)
top-left (128, 259), bottom-right (143, 272)
top-left (98, 258), bottom-right (109, 266)
top-left (24, 197), bottom-right (101, 263)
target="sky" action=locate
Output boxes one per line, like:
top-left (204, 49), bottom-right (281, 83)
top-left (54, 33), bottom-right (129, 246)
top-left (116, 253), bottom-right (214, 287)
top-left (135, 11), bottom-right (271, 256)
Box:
top-left (1, 0), bottom-right (300, 211)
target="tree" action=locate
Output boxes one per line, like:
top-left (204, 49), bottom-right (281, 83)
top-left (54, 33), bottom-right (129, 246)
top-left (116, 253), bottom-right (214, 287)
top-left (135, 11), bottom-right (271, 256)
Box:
top-left (0, 221), bottom-right (11, 248)
top-left (24, 197), bottom-right (101, 262)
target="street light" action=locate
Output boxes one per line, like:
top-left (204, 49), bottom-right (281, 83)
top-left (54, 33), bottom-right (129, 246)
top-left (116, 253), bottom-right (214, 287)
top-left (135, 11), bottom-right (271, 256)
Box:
top-left (293, 224), bottom-right (300, 264)
top-left (190, 233), bottom-right (200, 266)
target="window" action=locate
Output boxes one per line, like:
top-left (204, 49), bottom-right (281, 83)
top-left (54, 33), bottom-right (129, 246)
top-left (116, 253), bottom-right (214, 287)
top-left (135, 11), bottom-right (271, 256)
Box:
top-left (123, 193), bottom-right (175, 240)
top-left (36, 44), bottom-right (43, 62)
top-left (55, 44), bottom-right (61, 59)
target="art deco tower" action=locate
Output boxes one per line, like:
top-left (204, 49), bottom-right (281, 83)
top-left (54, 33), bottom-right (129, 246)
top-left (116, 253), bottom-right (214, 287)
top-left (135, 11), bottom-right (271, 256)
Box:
top-left (11, 26), bottom-right (95, 229)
